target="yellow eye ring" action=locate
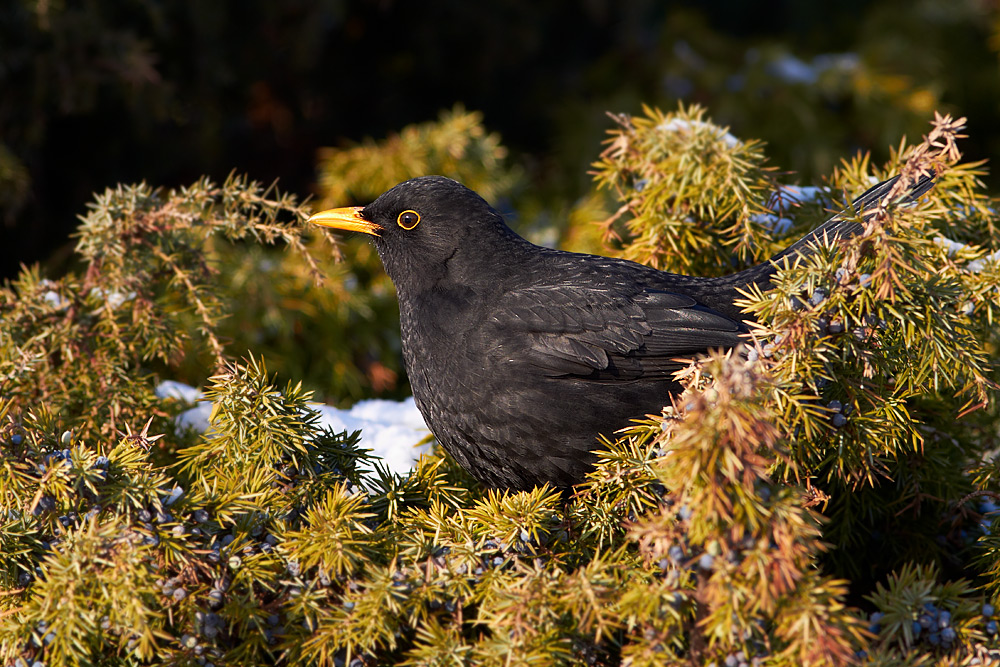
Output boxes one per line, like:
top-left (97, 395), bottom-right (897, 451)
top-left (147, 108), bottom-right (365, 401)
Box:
top-left (397, 210), bottom-right (421, 230)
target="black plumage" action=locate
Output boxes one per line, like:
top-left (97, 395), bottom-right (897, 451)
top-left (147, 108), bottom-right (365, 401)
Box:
top-left (309, 174), bottom-right (934, 490)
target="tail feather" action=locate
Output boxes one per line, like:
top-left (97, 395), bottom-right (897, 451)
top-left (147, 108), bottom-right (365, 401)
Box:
top-left (770, 172), bottom-right (936, 263)
top-left (676, 172), bottom-right (937, 323)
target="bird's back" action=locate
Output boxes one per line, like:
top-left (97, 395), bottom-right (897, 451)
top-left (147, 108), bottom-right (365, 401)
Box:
top-left (398, 173), bottom-right (936, 488)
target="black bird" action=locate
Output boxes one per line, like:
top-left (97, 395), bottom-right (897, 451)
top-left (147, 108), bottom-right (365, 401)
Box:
top-left (309, 174), bottom-right (934, 490)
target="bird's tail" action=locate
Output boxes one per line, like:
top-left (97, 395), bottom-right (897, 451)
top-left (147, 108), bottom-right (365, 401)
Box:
top-left (768, 172), bottom-right (936, 264)
top-left (675, 172), bottom-right (936, 323)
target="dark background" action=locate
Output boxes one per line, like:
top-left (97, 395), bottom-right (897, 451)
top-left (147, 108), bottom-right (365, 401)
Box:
top-left (2, 0), bottom-right (998, 280)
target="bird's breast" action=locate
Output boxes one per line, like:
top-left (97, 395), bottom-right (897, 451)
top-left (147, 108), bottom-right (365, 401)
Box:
top-left (398, 285), bottom-right (494, 388)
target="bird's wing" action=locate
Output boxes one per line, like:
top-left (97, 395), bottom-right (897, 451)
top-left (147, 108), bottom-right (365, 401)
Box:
top-left (489, 282), bottom-right (745, 381)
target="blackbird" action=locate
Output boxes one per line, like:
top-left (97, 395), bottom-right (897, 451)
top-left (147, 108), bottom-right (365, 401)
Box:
top-left (309, 174), bottom-right (934, 490)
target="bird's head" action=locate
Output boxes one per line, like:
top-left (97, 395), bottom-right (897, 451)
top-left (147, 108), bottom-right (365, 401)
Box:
top-left (308, 176), bottom-right (523, 294)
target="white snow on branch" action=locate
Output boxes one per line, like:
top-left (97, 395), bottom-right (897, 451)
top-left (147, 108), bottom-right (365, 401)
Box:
top-left (656, 118), bottom-right (740, 148)
top-left (750, 213), bottom-right (794, 236)
top-left (156, 381), bottom-right (430, 475)
top-left (935, 236), bottom-right (969, 257)
top-left (753, 185), bottom-right (829, 236)
top-left (968, 249), bottom-right (1000, 274)
top-left (42, 291), bottom-right (69, 309)
top-left (155, 380), bottom-right (203, 404)
top-left (773, 185), bottom-right (827, 206)
top-left (313, 398), bottom-right (430, 475)
top-left (934, 236), bottom-right (1000, 273)
top-left (90, 287), bottom-right (135, 309)
top-left (40, 279), bottom-right (70, 310)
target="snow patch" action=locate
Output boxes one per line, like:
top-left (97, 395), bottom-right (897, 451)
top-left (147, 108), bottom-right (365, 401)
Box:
top-left (312, 397), bottom-right (431, 474)
top-left (767, 55), bottom-right (817, 85)
top-left (968, 248), bottom-right (1000, 274)
top-left (775, 185), bottom-right (826, 205)
top-left (42, 291), bottom-right (69, 310)
top-left (933, 237), bottom-right (1000, 273)
top-left (767, 52), bottom-right (860, 85)
top-left (91, 287), bottom-right (136, 309)
top-left (156, 381), bottom-right (430, 476)
top-left (754, 185), bottom-right (828, 236)
top-left (656, 118), bottom-right (740, 148)
top-left (156, 380), bottom-right (202, 404)
top-left (176, 403), bottom-right (213, 434)
top-left (751, 213), bottom-right (794, 236)
top-left (935, 236), bottom-right (968, 258)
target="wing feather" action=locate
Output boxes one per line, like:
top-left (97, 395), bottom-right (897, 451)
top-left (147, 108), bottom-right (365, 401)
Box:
top-left (490, 282), bottom-right (745, 382)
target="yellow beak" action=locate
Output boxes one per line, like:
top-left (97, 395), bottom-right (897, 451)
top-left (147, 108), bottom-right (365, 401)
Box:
top-left (307, 206), bottom-right (383, 236)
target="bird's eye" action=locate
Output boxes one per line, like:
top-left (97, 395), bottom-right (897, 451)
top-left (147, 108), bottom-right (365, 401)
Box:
top-left (397, 210), bottom-right (421, 230)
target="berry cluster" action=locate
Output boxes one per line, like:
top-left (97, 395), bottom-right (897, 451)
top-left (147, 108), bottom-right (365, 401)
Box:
top-left (826, 399), bottom-right (851, 428)
top-left (4, 414), bottom-right (372, 667)
top-left (983, 603), bottom-right (998, 637)
top-left (864, 599), bottom-right (1000, 658)
top-left (714, 650), bottom-right (765, 667)
top-left (644, 489), bottom-right (778, 664)
top-left (919, 604), bottom-right (957, 646)
top-left (785, 277), bottom-right (884, 340)
top-left (10, 657), bottom-right (45, 667)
